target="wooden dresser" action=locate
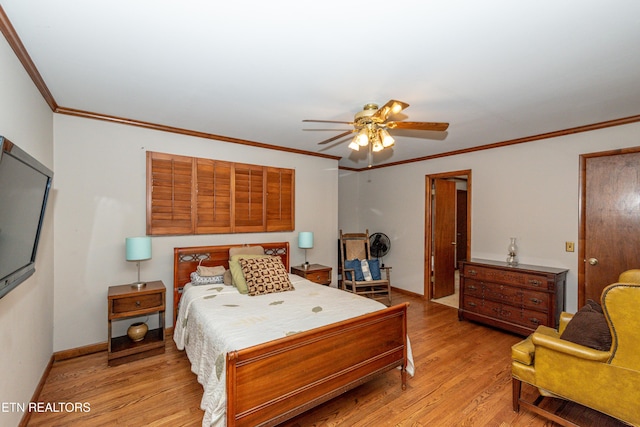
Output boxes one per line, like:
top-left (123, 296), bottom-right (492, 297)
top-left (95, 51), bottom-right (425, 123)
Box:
top-left (458, 259), bottom-right (568, 336)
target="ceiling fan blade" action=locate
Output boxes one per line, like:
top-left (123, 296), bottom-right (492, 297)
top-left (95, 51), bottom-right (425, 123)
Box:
top-left (303, 119), bottom-right (354, 125)
top-left (316, 130), bottom-right (355, 145)
top-left (303, 128), bottom-right (353, 131)
top-left (386, 121), bottom-right (449, 131)
top-left (372, 99), bottom-right (410, 122)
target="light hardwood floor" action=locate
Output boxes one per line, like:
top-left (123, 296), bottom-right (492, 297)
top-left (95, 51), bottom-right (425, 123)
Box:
top-left (27, 291), bottom-right (625, 426)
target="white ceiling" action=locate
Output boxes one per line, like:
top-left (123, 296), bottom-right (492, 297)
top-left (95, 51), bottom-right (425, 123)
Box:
top-left (3, 1), bottom-right (640, 169)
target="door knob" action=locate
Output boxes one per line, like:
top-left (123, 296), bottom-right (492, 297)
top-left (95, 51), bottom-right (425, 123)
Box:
top-left (588, 258), bottom-right (599, 266)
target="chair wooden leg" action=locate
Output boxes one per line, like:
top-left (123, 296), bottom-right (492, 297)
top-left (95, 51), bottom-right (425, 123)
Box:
top-left (514, 379), bottom-right (582, 427)
top-left (512, 377), bottom-right (521, 412)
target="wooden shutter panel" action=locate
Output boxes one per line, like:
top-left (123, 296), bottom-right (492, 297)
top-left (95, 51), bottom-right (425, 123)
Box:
top-left (195, 158), bottom-right (232, 234)
top-left (266, 167), bottom-right (295, 231)
top-left (234, 164), bottom-right (265, 232)
top-left (146, 151), bottom-right (194, 235)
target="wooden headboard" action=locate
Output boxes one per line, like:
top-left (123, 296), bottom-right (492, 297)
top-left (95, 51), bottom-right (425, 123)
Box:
top-left (172, 242), bottom-right (290, 323)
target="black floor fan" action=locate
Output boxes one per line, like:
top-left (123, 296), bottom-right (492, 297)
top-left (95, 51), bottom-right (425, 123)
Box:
top-left (369, 232), bottom-right (391, 267)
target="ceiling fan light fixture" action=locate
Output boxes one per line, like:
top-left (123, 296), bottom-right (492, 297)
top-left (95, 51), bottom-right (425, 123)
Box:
top-left (355, 129), bottom-right (369, 146)
top-left (372, 140), bottom-right (384, 152)
top-left (348, 140), bottom-right (360, 151)
top-left (379, 128), bottom-right (395, 148)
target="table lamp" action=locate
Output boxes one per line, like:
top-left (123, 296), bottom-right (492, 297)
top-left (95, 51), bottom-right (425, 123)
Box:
top-left (125, 236), bottom-right (152, 289)
top-left (298, 231), bottom-right (314, 269)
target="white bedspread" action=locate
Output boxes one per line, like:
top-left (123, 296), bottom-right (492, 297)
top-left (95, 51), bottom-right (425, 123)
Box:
top-left (174, 274), bottom-right (414, 427)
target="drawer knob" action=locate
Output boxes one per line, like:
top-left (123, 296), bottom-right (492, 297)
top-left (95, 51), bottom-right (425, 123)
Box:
top-left (468, 285), bottom-right (477, 291)
top-left (530, 298), bottom-right (542, 304)
top-left (135, 300), bottom-right (141, 307)
top-left (528, 279), bottom-right (542, 286)
top-left (468, 269), bottom-right (477, 276)
top-left (530, 318), bottom-right (541, 325)
top-left (468, 302), bottom-right (477, 307)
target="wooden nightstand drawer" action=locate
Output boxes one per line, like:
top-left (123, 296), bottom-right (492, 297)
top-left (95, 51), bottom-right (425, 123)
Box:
top-left (291, 264), bottom-right (332, 286)
top-left (308, 270), bottom-right (330, 285)
top-left (112, 293), bottom-right (163, 314)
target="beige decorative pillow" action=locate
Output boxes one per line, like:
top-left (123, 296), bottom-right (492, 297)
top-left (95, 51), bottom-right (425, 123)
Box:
top-left (197, 265), bottom-right (225, 277)
top-left (240, 256), bottom-right (294, 296)
top-left (229, 245), bottom-right (264, 258)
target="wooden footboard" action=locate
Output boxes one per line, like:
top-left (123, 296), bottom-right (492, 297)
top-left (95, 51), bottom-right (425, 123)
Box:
top-left (226, 302), bottom-right (409, 427)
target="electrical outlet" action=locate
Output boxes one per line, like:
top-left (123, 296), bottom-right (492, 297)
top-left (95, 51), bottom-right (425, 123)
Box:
top-left (565, 241), bottom-right (575, 252)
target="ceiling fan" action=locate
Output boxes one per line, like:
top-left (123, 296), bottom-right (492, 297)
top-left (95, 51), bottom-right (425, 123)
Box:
top-left (303, 100), bottom-right (449, 165)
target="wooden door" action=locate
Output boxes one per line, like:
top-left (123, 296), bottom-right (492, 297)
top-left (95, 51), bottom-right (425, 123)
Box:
top-left (580, 149), bottom-right (640, 305)
top-left (456, 189), bottom-right (468, 265)
top-left (433, 179), bottom-right (456, 298)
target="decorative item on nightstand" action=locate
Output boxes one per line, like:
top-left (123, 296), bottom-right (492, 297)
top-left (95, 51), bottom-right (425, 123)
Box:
top-left (298, 231), bottom-right (314, 270)
top-left (507, 237), bottom-right (518, 266)
top-left (127, 321), bottom-right (148, 342)
top-left (126, 236), bottom-right (152, 289)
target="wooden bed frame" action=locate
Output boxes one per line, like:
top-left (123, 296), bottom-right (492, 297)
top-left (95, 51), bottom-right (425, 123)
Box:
top-left (173, 242), bottom-right (409, 427)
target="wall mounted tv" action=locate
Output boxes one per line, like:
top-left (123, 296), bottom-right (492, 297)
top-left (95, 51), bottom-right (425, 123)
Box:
top-left (0, 136), bottom-right (52, 299)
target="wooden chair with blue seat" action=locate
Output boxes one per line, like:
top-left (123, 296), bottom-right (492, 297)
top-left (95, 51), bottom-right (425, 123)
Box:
top-left (339, 229), bottom-right (392, 305)
top-left (511, 269), bottom-right (640, 426)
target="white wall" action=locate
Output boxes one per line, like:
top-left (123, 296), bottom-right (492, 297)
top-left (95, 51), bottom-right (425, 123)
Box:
top-left (0, 35), bottom-right (54, 427)
top-left (53, 114), bottom-right (339, 351)
top-left (339, 122), bottom-right (640, 312)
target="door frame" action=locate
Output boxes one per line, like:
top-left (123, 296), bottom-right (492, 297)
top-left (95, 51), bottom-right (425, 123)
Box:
top-left (424, 169), bottom-right (472, 300)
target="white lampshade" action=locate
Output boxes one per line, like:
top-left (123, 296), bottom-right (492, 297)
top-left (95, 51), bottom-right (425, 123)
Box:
top-left (379, 128), bottom-right (395, 147)
top-left (125, 237), bottom-right (152, 261)
top-left (355, 129), bottom-right (369, 146)
top-left (298, 232), bottom-right (314, 249)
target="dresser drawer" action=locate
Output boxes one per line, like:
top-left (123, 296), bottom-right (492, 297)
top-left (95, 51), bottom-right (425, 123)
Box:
top-left (463, 265), bottom-right (550, 290)
top-left (500, 305), bottom-right (548, 329)
top-left (521, 289), bottom-right (550, 311)
top-left (462, 278), bottom-right (484, 297)
top-left (112, 292), bottom-right (163, 314)
top-left (464, 296), bottom-right (548, 329)
top-left (479, 282), bottom-right (549, 309)
top-left (482, 281), bottom-right (523, 305)
top-left (461, 295), bottom-right (485, 314)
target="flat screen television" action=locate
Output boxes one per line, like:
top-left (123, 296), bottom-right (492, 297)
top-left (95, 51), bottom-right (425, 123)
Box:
top-left (0, 136), bottom-right (53, 299)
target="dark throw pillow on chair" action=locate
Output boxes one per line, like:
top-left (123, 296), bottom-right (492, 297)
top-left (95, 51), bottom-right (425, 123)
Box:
top-left (344, 259), bottom-right (364, 281)
top-left (560, 303), bottom-right (612, 351)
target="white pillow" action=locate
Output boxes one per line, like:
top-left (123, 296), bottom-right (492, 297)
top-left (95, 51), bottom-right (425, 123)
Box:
top-left (190, 271), bottom-right (225, 285)
top-left (361, 259), bottom-right (373, 281)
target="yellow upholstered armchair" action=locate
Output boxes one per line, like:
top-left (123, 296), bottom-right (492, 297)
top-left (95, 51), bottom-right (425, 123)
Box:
top-left (511, 269), bottom-right (640, 426)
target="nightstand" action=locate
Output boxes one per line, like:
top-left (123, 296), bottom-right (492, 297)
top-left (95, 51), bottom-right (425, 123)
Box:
top-left (107, 280), bottom-right (166, 366)
top-left (291, 264), bottom-right (332, 286)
